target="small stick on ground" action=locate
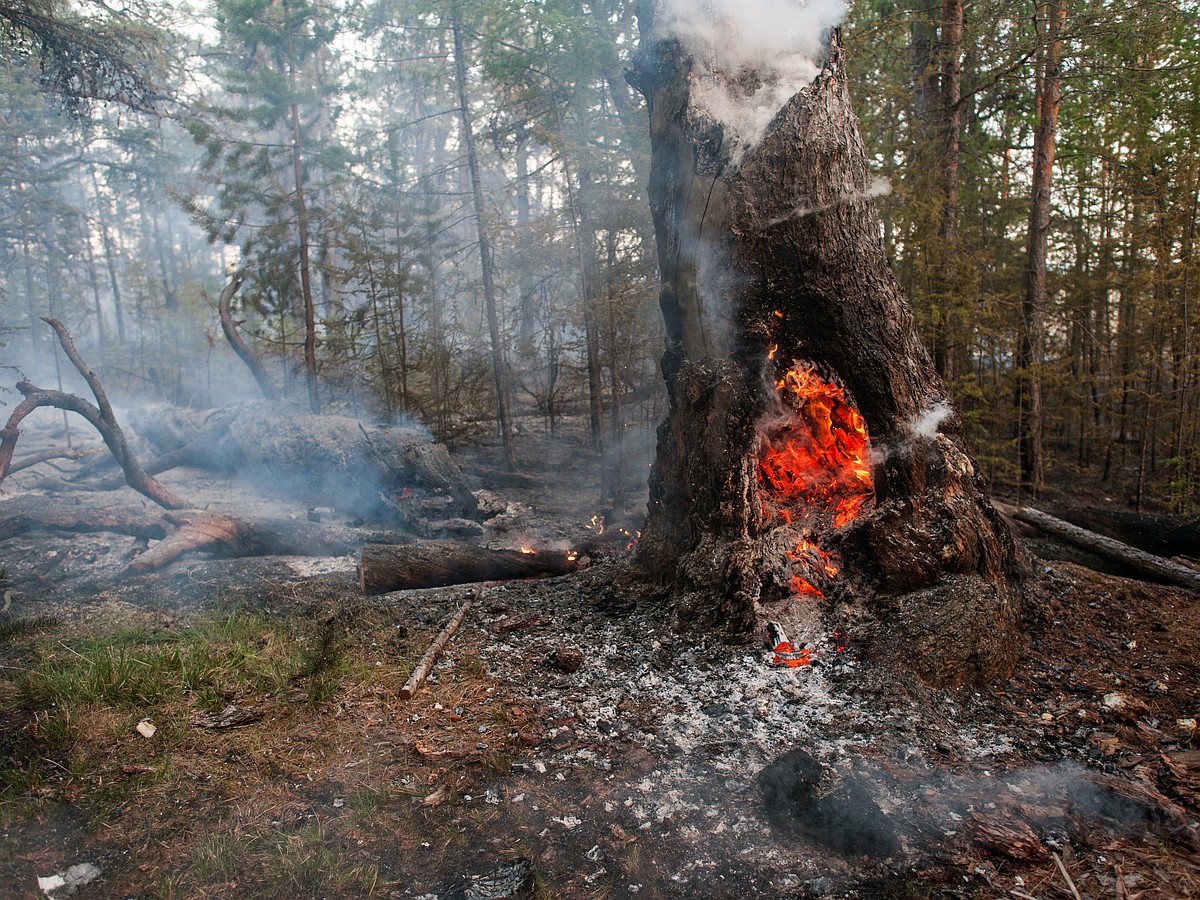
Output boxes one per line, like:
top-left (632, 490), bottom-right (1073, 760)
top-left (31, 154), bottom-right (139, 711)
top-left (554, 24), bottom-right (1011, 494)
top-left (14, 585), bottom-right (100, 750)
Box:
top-left (400, 589), bottom-right (477, 701)
top-left (1051, 852), bottom-right (1081, 900)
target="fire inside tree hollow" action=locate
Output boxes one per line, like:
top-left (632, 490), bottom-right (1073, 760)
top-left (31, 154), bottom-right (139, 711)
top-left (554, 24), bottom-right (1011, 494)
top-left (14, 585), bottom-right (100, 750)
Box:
top-left (758, 362), bottom-right (874, 599)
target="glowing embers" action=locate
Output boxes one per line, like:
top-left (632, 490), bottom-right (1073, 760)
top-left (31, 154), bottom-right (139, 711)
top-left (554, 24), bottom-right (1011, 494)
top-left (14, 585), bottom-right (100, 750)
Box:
top-left (759, 363), bottom-right (874, 599)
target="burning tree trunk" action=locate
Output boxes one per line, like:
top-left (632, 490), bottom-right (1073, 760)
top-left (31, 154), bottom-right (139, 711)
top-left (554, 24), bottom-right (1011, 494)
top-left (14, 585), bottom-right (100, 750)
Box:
top-left (629, 9), bottom-right (1023, 685)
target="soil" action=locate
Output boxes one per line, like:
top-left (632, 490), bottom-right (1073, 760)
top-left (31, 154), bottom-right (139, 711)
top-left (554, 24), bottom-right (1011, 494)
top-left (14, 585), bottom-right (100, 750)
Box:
top-left (0, 414), bottom-right (1198, 899)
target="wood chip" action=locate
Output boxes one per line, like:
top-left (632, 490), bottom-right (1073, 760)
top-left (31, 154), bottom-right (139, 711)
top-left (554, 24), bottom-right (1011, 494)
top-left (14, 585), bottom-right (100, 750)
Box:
top-left (192, 705), bottom-right (261, 729)
top-left (422, 785), bottom-right (448, 807)
top-left (969, 811), bottom-right (1047, 861)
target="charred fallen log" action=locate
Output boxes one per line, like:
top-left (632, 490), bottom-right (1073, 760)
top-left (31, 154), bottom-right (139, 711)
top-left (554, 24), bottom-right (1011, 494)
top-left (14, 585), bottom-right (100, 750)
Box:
top-left (1015, 507), bottom-right (1200, 592)
top-left (358, 541), bottom-right (577, 593)
top-left (1053, 507), bottom-right (1200, 560)
top-left (0, 504), bottom-right (369, 571)
top-left (129, 402), bottom-right (479, 521)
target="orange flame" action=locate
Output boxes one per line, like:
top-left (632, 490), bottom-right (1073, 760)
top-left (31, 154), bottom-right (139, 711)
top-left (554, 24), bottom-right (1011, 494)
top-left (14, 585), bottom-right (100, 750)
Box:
top-left (772, 641), bottom-right (811, 667)
top-left (588, 515), bottom-right (605, 535)
top-left (520, 545), bottom-right (536, 554)
top-left (759, 364), bottom-right (872, 530)
top-left (759, 363), bottom-right (873, 599)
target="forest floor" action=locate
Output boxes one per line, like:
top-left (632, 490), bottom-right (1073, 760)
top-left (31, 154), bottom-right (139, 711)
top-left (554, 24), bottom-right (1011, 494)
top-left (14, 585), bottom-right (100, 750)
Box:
top-left (0, 415), bottom-right (1198, 899)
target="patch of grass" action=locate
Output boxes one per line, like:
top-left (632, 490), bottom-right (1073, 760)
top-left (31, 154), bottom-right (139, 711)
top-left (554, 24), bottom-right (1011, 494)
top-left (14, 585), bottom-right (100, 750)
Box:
top-left (0, 615), bottom-right (60, 641)
top-left (265, 820), bottom-right (341, 892)
top-left (190, 830), bottom-right (258, 883)
top-left (0, 611), bottom-right (321, 810)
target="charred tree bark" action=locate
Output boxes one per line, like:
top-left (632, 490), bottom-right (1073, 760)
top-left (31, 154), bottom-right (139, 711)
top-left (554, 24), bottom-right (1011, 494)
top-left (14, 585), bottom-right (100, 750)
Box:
top-left (629, 13), bottom-right (1023, 685)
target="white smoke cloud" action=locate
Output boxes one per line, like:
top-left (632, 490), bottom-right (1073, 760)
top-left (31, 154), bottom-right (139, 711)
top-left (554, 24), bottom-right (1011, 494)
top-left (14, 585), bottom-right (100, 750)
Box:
top-left (659, 0), bottom-right (848, 152)
top-left (907, 401), bottom-right (954, 442)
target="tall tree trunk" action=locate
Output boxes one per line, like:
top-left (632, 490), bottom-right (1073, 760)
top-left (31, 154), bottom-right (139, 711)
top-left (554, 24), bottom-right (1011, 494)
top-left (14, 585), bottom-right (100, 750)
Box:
top-left (283, 0), bottom-right (321, 415)
top-left (450, 7), bottom-right (517, 470)
top-left (1018, 0), bottom-right (1065, 494)
top-left (90, 167), bottom-right (126, 345)
top-left (628, 11), bottom-right (1023, 686)
top-left (939, 0), bottom-right (963, 244)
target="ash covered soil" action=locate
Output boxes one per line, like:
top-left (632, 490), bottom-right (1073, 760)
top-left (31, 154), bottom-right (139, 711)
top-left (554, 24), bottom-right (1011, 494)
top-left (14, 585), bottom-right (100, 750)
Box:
top-left (1, 419), bottom-right (1198, 899)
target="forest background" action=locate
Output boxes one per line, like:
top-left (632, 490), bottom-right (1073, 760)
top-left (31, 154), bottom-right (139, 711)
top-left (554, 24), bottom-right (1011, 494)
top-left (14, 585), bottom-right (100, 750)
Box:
top-left (1, 0), bottom-right (1197, 513)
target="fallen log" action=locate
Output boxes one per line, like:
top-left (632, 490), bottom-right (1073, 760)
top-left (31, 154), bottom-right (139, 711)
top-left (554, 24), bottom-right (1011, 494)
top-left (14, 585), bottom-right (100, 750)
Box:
top-left (1055, 506), bottom-right (1200, 560)
top-left (129, 402), bottom-right (479, 520)
top-left (400, 589), bottom-right (477, 701)
top-left (0, 504), bottom-right (368, 570)
top-left (359, 541), bottom-right (577, 593)
top-left (1015, 507), bottom-right (1200, 592)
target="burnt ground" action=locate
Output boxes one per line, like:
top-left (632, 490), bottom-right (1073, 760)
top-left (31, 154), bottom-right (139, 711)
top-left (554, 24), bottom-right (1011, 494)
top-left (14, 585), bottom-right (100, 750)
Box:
top-left (0, 415), bottom-right (1198, 899)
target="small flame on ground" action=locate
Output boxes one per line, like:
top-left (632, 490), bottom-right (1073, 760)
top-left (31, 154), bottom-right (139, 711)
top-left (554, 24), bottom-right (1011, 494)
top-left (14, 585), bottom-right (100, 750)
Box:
top-left (567, 550), bottom-right (578, 562)
top-left (520, 546), bottom-right (536, 554)
top-left (588, 515), bottom-right (605, 535)
top-left (772, 641), bottom-right (811, 667)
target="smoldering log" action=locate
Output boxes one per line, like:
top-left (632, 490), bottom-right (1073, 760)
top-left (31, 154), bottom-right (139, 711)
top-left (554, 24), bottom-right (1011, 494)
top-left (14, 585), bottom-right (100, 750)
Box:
top-left (358, 541), bottom-right (577, 593)
top-left (128, 402), bottom-right (479, 520)
top-left (1015, 507), bottom-right (1200, 592)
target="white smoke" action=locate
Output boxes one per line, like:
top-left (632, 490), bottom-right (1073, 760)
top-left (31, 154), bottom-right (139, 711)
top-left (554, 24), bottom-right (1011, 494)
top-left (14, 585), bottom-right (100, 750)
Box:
top-left (766, 176), bottom-right (892, 226)
top-left (907, 401), bottom-right (954, 443)
top-left (660, 0), bottom-right (848, 152)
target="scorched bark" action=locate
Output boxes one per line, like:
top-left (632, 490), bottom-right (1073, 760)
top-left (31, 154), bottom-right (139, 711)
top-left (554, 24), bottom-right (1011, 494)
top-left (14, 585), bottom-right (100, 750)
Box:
top-left (629, 12), bottom-right (1024, 685)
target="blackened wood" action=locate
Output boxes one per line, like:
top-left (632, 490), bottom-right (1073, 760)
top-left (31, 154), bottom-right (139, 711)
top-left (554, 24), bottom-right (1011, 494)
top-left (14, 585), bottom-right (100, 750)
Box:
top-left (1015, 507), bottom-right (1200, 592)
top-left (1054, 507), bottom-right (1200, 560)
top-left (358, 541), bottom-right (576, 594)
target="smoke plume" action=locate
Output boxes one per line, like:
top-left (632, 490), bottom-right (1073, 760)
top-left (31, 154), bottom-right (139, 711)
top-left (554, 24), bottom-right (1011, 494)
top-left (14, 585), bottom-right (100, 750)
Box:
top-left (659, 0), bottom-right (848, 152)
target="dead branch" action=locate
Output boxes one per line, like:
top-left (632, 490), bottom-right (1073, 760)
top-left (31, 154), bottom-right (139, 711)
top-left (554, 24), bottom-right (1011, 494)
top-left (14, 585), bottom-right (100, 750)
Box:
top-left (0, 319), bottom-right (190, 510)
top-left (400, 589), bottom-right (477, 701)
top-left (6, 448), bottom-right (96, 475)
top-left (214, 271), bottom-right (278, 401)
top-left (1051, 852), bottom-right (1081, 900)
top-left (1015, 507), bottom-right (1200, 592)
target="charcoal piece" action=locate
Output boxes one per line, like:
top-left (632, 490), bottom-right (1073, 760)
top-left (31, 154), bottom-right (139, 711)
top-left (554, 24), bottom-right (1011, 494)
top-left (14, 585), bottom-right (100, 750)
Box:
top-left (759, 748), bottom-right (900, 857)
top-left (441, 858), bottom-right (534, 900)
